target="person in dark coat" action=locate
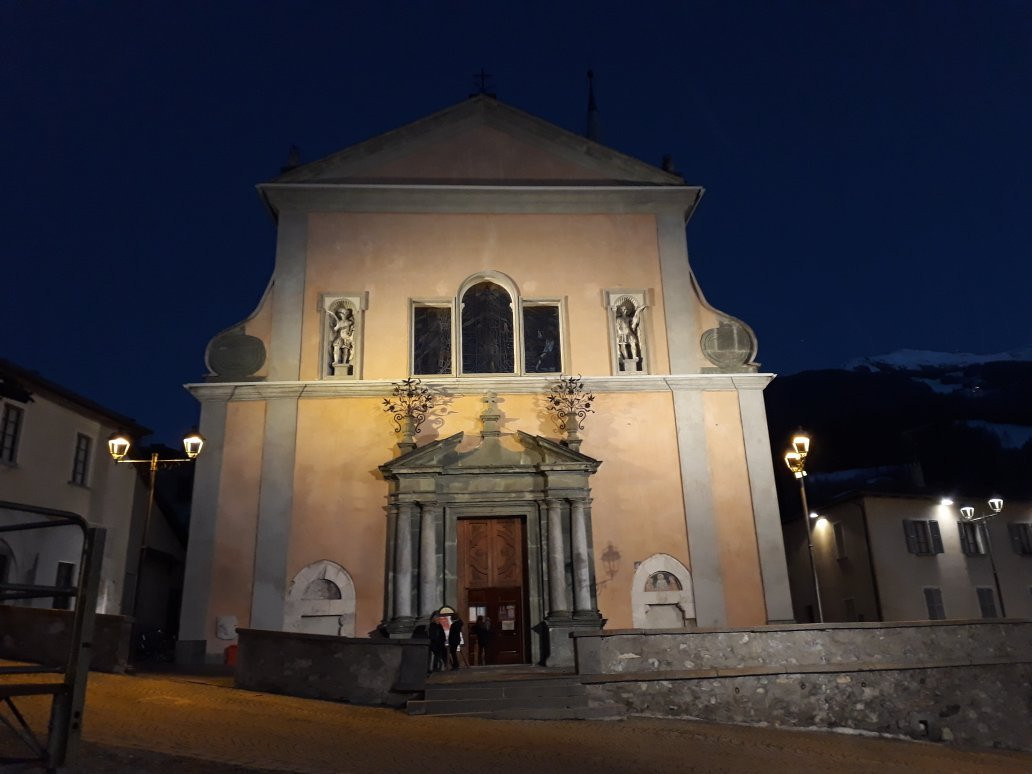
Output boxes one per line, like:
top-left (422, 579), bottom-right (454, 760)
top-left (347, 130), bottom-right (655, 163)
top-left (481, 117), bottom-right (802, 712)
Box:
top-left (428, 615), bottom-right (447, 673)
top-left (448, 616), bottom-right (464, 670)
top-left (473, 615), bottom-right (494, 666)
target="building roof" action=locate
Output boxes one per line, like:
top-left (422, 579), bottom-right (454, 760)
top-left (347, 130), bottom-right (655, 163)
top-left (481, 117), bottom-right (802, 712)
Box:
top-left (0, 358), bottom-right (151, 437)
top-left (265, 94), bottom-right (686, 189)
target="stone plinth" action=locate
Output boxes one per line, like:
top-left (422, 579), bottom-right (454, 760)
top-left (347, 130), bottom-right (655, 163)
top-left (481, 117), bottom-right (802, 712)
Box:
top-left (573, 620), bottom-right (1032, 752)
top-left (235, 628), bottom-right (428, 707)
top-left (0, 605), bottom-right (132, 673)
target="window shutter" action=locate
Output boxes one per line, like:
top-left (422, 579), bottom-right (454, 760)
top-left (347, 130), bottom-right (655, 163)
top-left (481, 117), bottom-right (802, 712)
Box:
top-left (929, 521), bottom-right (944, 554)
top-left (957, 522), bottom-right (968, 554)
top-left (903, 519), bottom-right (918, 553)
top-left (976, 587), bottom-right (998, 618)
top-left (1009, 524), bottom-right (1025, 555)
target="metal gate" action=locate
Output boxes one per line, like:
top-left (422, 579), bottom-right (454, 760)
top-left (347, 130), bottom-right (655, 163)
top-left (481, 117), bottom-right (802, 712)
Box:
top-left (0, 501), bottom-right (105, 772)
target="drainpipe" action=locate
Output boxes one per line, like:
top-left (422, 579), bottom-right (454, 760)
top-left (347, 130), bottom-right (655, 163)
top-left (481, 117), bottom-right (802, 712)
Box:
top-left (854, 498), bottom-right (884, 622)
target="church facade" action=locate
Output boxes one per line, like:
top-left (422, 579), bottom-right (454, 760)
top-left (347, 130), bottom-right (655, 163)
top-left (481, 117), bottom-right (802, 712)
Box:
top-left (177, 95), bottom-right (792, 665)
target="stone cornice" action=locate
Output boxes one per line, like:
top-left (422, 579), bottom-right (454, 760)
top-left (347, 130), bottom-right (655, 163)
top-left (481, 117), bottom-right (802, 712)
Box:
top-left (184, 373), bottom-right (775, 402)
top-left (258, 184), bottom-right (703, 217)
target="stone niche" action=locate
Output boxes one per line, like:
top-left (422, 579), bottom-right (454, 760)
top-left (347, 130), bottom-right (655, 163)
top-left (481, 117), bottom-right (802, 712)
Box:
top-left (604, 289), bottom-right (650, 375)
top-left (320, 292), bottom-right (368, 379)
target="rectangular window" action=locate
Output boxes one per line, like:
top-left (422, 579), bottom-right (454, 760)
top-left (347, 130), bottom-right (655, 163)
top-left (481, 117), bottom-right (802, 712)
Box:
top-left (923, 587), bottom-right (945, 620)
top-left (958, 521), bottom-right (983, 556)
top-left (976, 587), bottom-right (998, 618)
top-left (522, 304), bottom-right (562, 373)
top-left (1, 404), bottom-right (24, 463)
top-left (1008, 523), bottom-right (1032, 556)
top-left (412, 305), bottom-right (452, 375)
top-left (71, 433), bottom-right (91, 486)
top-left (903, 519), bottom-right (943, 555)
top-left (53, 561), bottom-right (76, 610)
top-left (833, 521), bottom-right (847, 560)
top-left (0, 553), bottom-right (9, 585)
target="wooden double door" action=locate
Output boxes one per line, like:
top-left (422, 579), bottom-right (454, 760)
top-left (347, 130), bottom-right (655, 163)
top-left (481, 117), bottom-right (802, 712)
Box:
top-left (457, 517), bottom-right (527, 665)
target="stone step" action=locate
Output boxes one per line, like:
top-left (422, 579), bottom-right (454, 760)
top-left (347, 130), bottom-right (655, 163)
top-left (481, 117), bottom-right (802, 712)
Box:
top-left (423, 681), bottom-right (586, 701)
top-left (416, 704), bottom-right (625, 721)
top-left (408, 692), bottom-right (589, 716)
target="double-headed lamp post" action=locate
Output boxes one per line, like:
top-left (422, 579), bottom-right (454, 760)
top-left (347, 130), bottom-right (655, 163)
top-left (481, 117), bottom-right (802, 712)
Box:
top-left (960, 497), bottom-right (1006, 618)
top-left (784, 433), bottom-right (824, 623)
top-left (108, 431), bottom-right (204, 621)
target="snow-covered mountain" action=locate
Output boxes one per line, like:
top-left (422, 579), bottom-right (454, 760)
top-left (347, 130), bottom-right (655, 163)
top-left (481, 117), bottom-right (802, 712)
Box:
top-left (846, 347), bottom-right (1032, 372)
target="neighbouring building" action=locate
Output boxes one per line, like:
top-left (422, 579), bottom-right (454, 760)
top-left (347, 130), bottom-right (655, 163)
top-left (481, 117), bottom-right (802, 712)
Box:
top-left (0, 358), bottom-right (185, 633)
top-left (786, 492), bottom-right (1032, 623)
top-left (178, 94), bottom-right (793, 666)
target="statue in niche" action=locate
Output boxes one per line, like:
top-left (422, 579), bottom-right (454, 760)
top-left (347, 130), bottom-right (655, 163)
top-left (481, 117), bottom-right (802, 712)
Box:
top-left (614, 298), bottom-right (645, 371)
top-left (328, 304), bottom-right (356, 375)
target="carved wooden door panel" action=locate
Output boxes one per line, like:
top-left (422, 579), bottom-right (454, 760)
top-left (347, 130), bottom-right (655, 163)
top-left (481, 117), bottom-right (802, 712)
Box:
top-left (458, 517), bottom-right (526, 664)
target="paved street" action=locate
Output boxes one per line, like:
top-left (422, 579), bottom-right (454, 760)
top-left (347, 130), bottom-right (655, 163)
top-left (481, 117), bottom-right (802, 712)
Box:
top-left (2, 670), bottom-right (1030, 773)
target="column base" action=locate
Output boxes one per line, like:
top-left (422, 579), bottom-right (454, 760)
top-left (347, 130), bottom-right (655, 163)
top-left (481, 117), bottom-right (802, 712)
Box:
top-left (384, 616), bottom-right (418, 639)
top-left (543, 612), bottom-right (603, 667)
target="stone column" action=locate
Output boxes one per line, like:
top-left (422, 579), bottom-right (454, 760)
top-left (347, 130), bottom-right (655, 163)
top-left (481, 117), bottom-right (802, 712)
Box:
top-left (394, 502), bottom-right (415, 621)
top-left (570, 498), bottom-right (593, 614)
top-left (419, 501), bottom-right (441, 617)
top-left (176, 391), bottom-right (228, 664)
top-left (250, 396), bottom-right (299, 632)
top-left (545, 498), bottom-right (569, 616)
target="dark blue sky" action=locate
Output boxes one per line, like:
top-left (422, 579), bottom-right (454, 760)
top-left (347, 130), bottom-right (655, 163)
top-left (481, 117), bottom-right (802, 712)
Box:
top-left (3, 1), bottom-right (1030, 444)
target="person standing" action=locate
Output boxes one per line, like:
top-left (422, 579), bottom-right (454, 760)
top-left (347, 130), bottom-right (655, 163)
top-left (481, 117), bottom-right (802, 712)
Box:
top-left (473, 615), bottom-right (493, 666)
top-left (448, 615), bottom-right (464, 670)
top-left (428, 614), bottom-right (447, 673)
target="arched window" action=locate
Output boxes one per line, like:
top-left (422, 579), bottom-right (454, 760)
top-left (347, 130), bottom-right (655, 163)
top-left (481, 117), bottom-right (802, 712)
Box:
top-left (411, 271), bottom-right (564, 376)
top-left (461, 281), bottom-right (515, 374)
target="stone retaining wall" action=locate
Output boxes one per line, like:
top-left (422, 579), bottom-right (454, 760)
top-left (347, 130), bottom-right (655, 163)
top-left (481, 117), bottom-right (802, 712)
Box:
top-left (572, 620), bottom-right (1032, 751)
top-left (235, 628), bottom-right (428, 707)
top-left (0, 605), bottom-right (132, 673)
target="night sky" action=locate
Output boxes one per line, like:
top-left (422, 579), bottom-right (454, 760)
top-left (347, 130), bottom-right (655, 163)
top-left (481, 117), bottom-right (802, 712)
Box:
top-left (3, 2), bottom-right (1030, 444)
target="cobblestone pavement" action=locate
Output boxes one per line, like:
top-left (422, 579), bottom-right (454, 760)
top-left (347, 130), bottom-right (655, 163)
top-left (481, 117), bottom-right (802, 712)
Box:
top-left (2, 670), bottom-right (1031, 773)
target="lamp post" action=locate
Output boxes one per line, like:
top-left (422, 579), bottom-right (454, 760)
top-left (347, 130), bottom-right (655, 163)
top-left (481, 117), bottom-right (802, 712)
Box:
top-left (784, 433), bottom-right (824, 623)
top-left (108, 431), bottom-right (204, 622)
top-left (959, 497), bottom-right (1006, 618)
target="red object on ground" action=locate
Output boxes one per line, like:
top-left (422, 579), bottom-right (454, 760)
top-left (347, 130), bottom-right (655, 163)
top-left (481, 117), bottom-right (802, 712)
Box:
top-left (224, 644), bottom-right (238, 666)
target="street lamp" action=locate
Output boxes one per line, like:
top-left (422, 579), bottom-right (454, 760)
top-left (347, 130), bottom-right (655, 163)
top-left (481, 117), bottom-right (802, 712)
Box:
top-left (959, 497), bottom-right (1006, 617)
top-left (784, 432), bottom-right (823, 623)
top-left (108, 431), bottom-right (204, 622)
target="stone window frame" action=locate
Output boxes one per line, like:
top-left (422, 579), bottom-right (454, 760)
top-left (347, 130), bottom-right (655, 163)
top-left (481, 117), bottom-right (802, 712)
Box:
top-left (408, 272), bottom-right (567, 377)
top-left (410, 298), bottom-right (456, 376)
top-left (519, 297), bottom-right (566, 375)
top-left (319, 292), bottom-right (368, 381)
top-left (603, 288), bottom-right (651, 376)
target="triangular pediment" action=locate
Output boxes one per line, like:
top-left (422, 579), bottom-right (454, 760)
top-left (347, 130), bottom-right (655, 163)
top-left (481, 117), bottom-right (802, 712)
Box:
top-left (270, 95), bottom-right (682, 187)
top-left (380, 430), bottom-right (600, 476)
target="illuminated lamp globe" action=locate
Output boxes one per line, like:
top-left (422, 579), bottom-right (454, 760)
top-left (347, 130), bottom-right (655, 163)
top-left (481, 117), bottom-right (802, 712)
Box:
top-left (791, 434), bottom-right (810, 457)
top-left (988, 497), bottom-right (1003, 513)
top-left (108, 433), bottom-right (131, 462)
top-left (183, 432), bottom-right (205, 460)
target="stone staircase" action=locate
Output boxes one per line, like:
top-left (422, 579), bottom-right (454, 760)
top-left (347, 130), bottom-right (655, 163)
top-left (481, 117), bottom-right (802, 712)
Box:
top-left (407, 667), bottom-right (623, 720)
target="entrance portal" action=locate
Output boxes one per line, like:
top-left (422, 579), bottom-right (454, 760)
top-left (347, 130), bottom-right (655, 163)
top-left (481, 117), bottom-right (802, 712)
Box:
top-left (458, 517), bottom-right (527, 664)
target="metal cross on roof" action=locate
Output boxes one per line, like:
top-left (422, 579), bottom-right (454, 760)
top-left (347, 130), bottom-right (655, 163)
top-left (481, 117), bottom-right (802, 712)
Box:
top-left (470, 68), bottom-right (496, 98)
